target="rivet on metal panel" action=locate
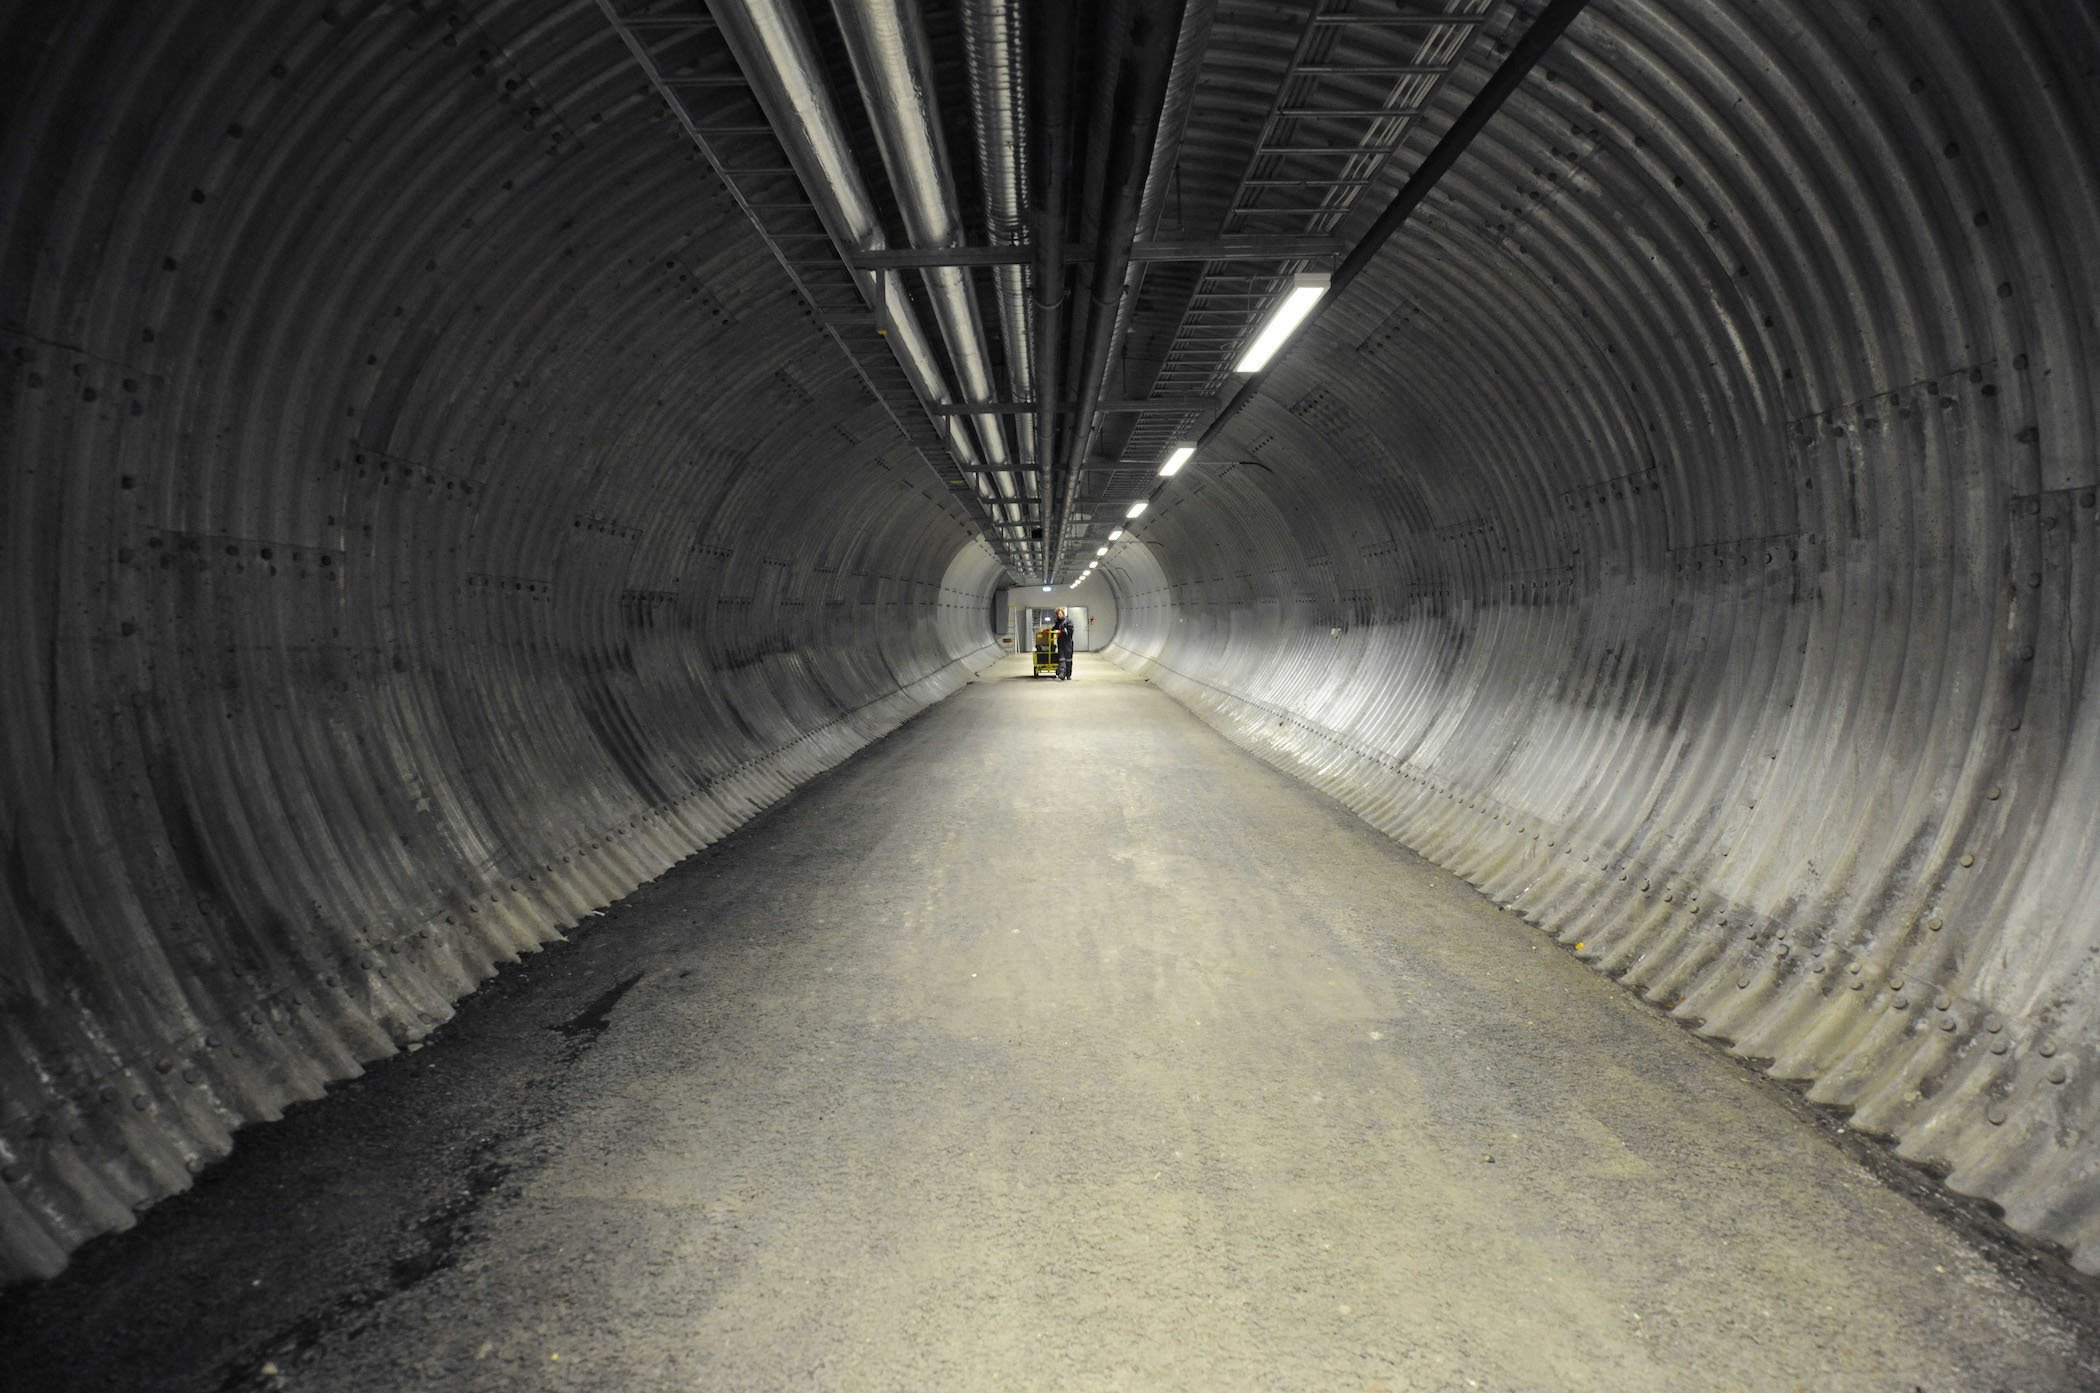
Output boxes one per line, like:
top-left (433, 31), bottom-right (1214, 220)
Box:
top-left (1986, 787), bottom-right (2002, 799)
top-left (1992, 1041), bottom-right (2010, 1055)
top-left (1987, 1105), bottom-right (2008, 1126)
top-left (1960, 854), bottom-right (1975, 867)
top-left (2039, 1042), bottom-right (2058, 1057)
top-left (1893, 996), bottom-right (1909, 1010)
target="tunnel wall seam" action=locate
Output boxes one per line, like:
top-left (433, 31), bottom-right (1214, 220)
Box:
top-left (1106, 634), bottom-right (2099, 1268)
top-left (0, 638), bottom-right (999, 1281)
top-left (0, 0), bottom-right (1013, 1282)
top-left (1097, 0), bottom-right (2100, 1272)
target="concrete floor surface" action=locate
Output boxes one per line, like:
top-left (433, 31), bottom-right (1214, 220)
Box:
top-left (3, 654), bottom-right (2095, 1391)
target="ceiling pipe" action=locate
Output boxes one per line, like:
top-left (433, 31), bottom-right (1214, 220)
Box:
top-left (1027, 0), bottom-right (1075, 571)
top-left (1053, 0), bottom-right (1186, 569)
top-left (959, 0), bottom-right (1038, 549)
top-left (705, 0), bottom-right (1017, 523)
top-left (829, 0), bottom-right (1023, 518)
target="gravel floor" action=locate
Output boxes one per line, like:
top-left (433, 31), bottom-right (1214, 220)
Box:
top-left (4, 654), bottom-right (2095, 1392)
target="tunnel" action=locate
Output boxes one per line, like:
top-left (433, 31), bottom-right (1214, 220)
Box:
top-left (3, 0), bottom-right (2099, 1385)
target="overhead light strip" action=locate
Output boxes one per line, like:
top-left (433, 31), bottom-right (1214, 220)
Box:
top-left (1233, 273), bottom-right (1328, 373)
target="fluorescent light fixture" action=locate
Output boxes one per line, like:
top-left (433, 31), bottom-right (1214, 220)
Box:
top-left (1235, 272), bottom-right (1329, 373)
top-left (1127, 500), bottom-right (1148, 519)
top-left (1096, 546), bottom-right (1108, 557)
top-left (1042, 585), bottom-right (1052, 592)
top-left (1159, 443), bottom-right (1196, 477)
top-left (1108, 528), bottom-right (1124, 541)
top-left (1088, 560), bottom-right (1098, 569)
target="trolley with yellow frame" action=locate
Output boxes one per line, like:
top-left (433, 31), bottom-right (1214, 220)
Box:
top-left (1032, 625), bottom-right (1060, 677)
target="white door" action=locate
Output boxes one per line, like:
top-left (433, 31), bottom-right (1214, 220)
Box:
top-left (1068, 606), bottom-right (1090, 651)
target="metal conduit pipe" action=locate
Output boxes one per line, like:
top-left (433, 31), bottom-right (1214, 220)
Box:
top-left (705, 0), bottom-right (1019, 521)
top-left (960, 0), bottom-right (1037, 510)
top-left (829, 0), bottom-right (1021, 515)
top-left (1054, 0), bottom-right (1185, 568)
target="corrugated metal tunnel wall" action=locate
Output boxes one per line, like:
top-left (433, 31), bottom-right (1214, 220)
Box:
top-left (3, 0), bottom-right (2098, 1285)
top-left (1105, 1), bottom-right (2100, 1270)
top-left (0, 0), bottom-right (1005, 1279)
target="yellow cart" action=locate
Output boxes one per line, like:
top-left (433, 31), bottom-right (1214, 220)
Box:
top-left (1033, 625), bottom-right (1060, 677)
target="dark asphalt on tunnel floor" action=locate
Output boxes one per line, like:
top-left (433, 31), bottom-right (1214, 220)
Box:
top-left (4, 655), bottom-right (2098, 1392)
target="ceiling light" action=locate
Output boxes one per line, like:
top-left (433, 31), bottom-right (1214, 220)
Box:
top-left (1127, 500), bottom-right (1148, 519)
top-left (1096, 546), bottom-right (1108, 557)
top-left (1108, 528), bottom-right (1123, 541)
top-left (1235, 272), bottom-right (1329, 373)
top-left (1042, 585), bottom-right (1052, 592)
top-left (1088, 560), bottom-right (1098, 568)
top-left (1159, 443), bottom-right (1196, 477)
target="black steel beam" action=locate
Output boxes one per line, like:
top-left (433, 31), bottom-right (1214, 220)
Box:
top-left (1056, 0), bottom-right (1188, 565)
top-left (929, 397), bottom-right (1219, 416)
top-left (1133, 236), bottom-right (1343, 262)
top-left (1028, 0), bottom-right (1074, 559)
top-left (846, 235), bottom-right (1344, 269)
